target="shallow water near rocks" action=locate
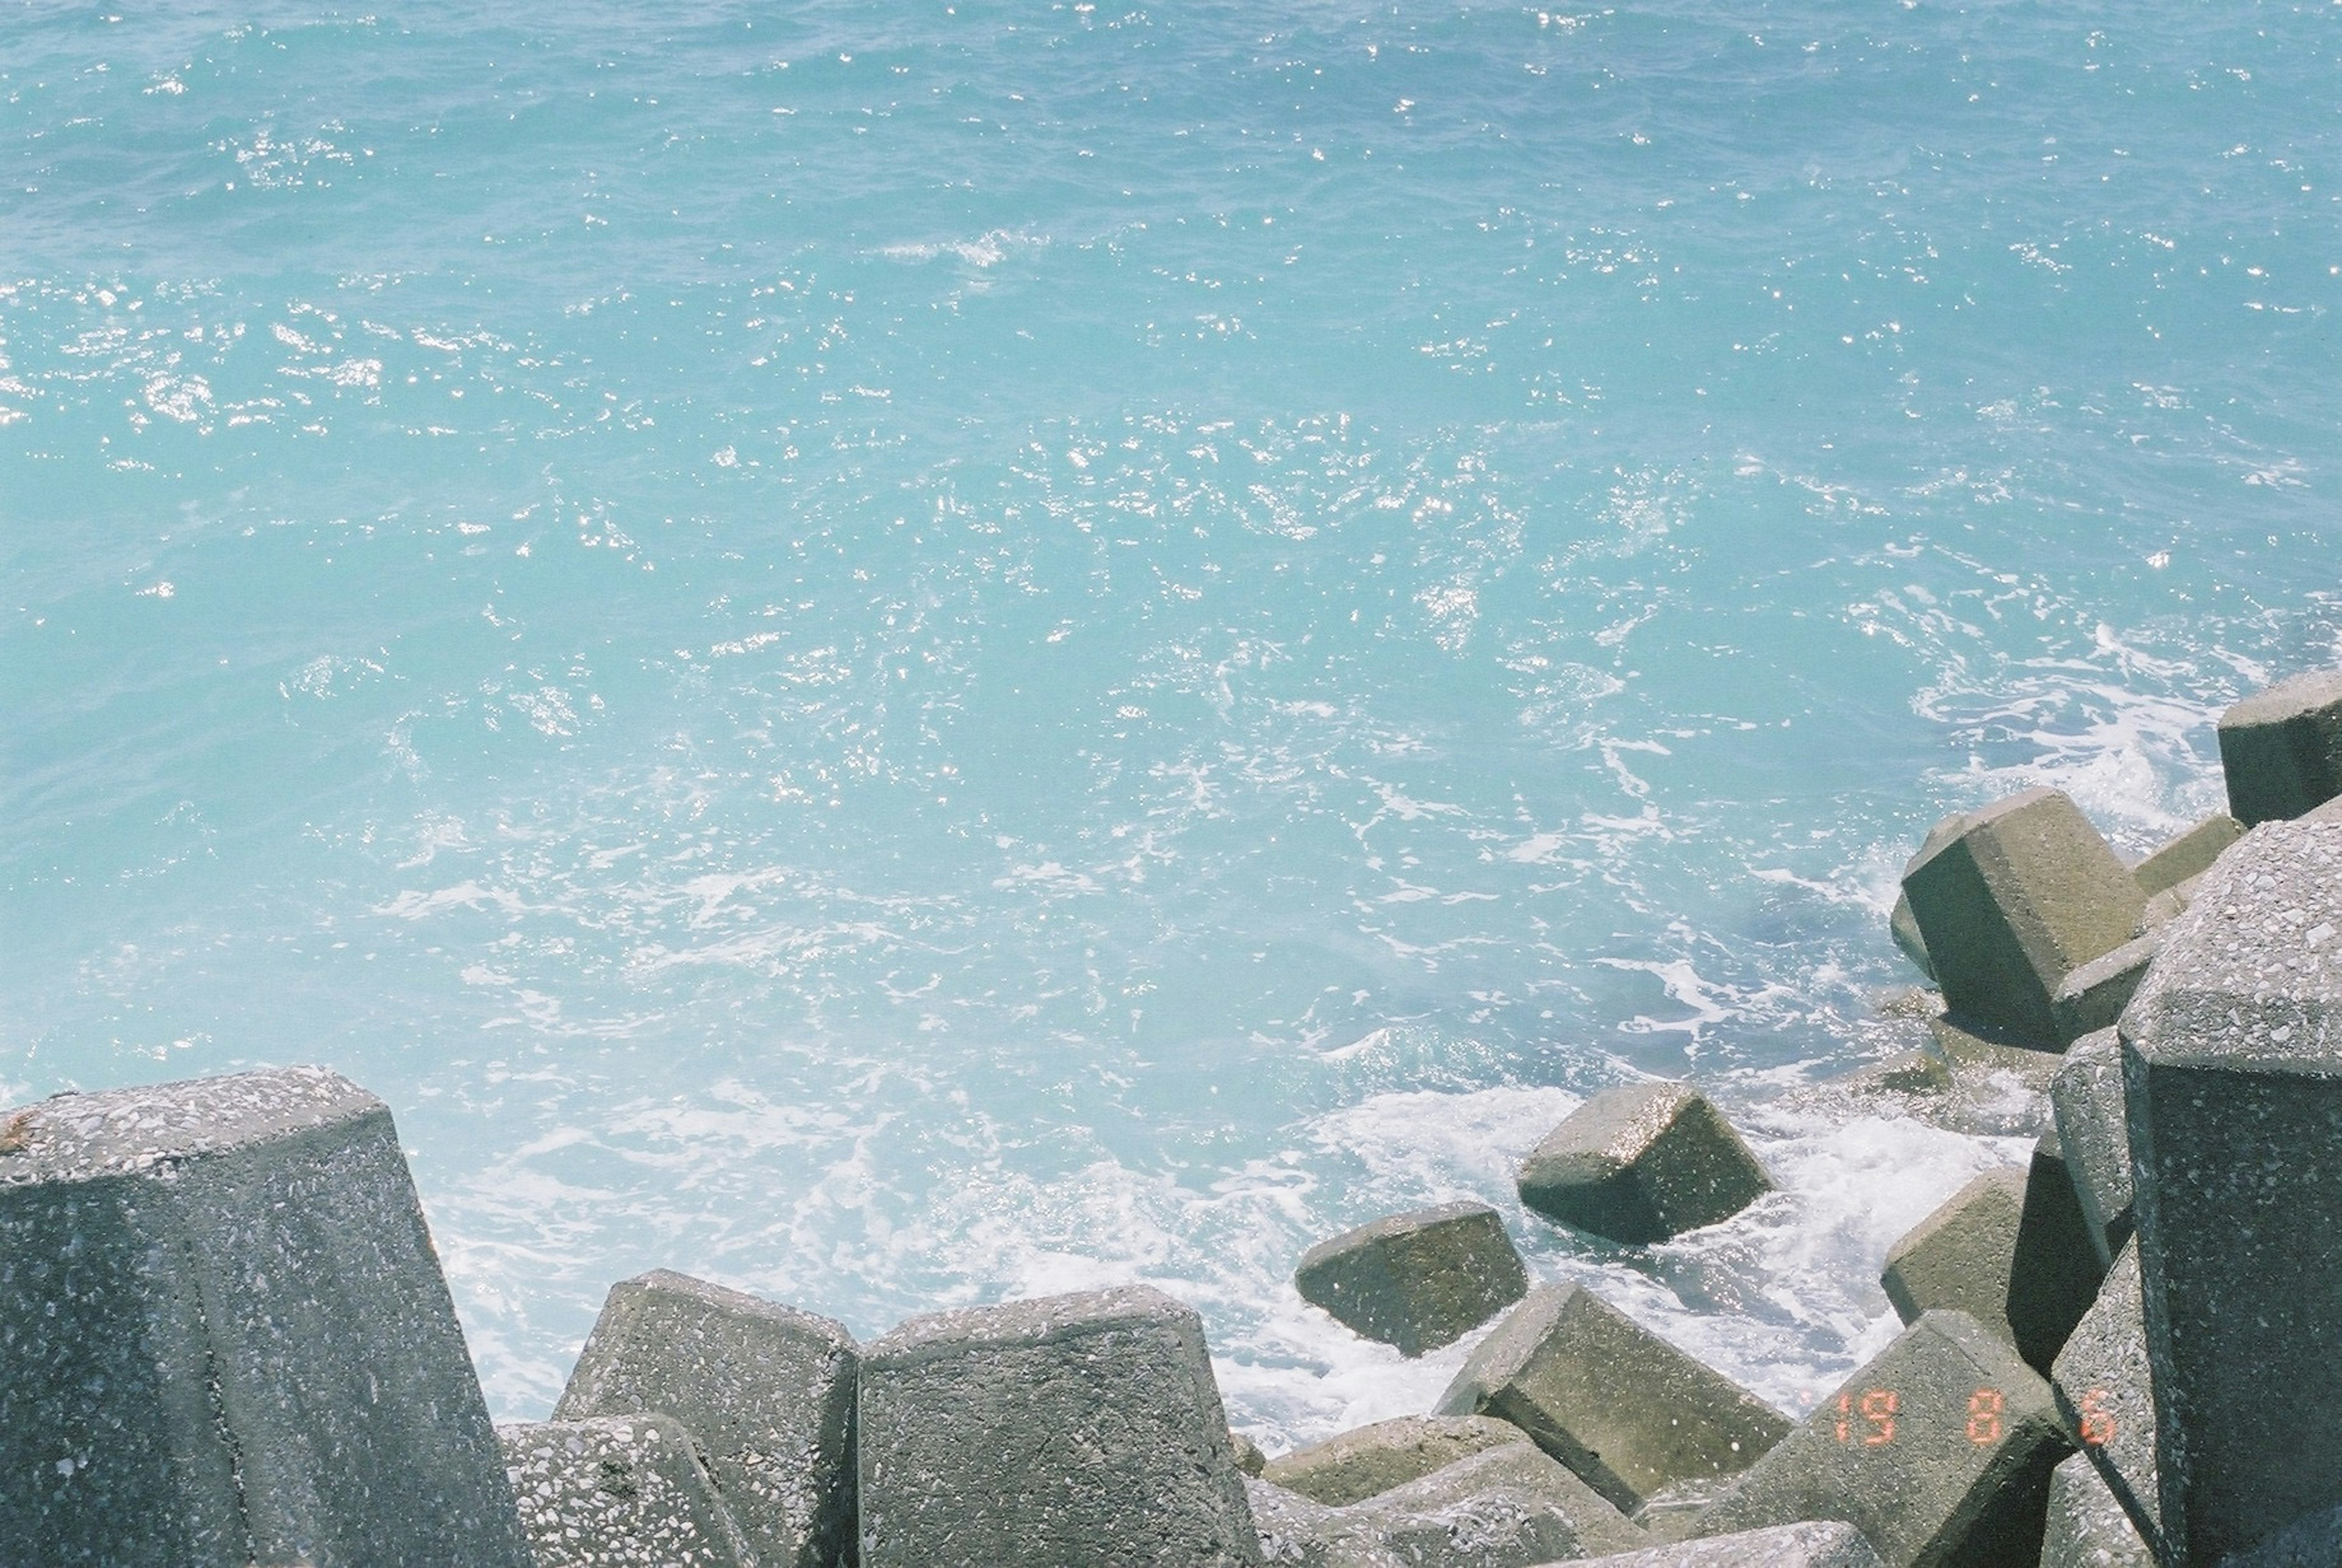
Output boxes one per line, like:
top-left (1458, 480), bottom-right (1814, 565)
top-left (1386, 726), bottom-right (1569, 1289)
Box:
top-left (4, 1), bottom-right (2339, 1444)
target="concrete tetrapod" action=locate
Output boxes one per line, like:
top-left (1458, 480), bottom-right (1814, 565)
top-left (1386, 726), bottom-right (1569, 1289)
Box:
top-left (499, 1414), bottom-right (755, 1568)
top-left (1334, 1442), bottom-right (1648, 1565)
top-left (856, 1284), bottom-right (1258, 1567)
top-left (2119, 815), bottom-right (2342, 1562)
top-left (1294, 1201), bottom-right (1529, 1356)
top-left (553, 1269), bottom-right (858, 1568)
top-left (1435, 1282), bottom-right (1789, 1514)
top-left (2216, 668), bottom-right (2342, 826)
top-left (1690, 1309), bottom-right (2072, 1568)
top-left (2129, 812), bottom-right (2242, 898)
top-left (1262, 1414), bottom-right (1527, 1506)
top-left (0, 1066), bottom-right (531, 1568)
top-left (2048, 1028), bottom-right (2133, 1269)
top-left (1900, 788), bottom-right (2144, 1047)
top-left (1514, 1082), bottom-right (1772, 1245)
top-left (2047, 1240), bottom-right (2158, 1555)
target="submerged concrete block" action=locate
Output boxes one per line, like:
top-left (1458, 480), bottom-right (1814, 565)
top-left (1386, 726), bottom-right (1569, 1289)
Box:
top-left (2040, 1451), bottom-right (2153, 1568)
top-left (1691, 1310), bottom-right (2071, 1568)
top-left (1262, 1414), bottom-right (1523, 1506)
top-left (2049, 931), bottom-right (2160, 1045)
top-left (1901, 787), bottom-right (2144, 1045)
top-left (1434, 1282), bottom-right (1788, 1514)
top-left (2119, 815), bottom-right (2342, 1561)
top-left (2130, 812), bottom-right (2242, 897)
top-left (1879, 1168), bottom-right (2027, 1336)
top-left (856, 1284), bottom-right (1258, 1567)
top-left (2008, 1129), bottom-right (2106, 1375)
top-left (2049, 1241), bottom-right (2158, 1555)
top-left (1514, 1083), bottom-right (1771, 1244)
top-left (552, 1269), bottom-right (856, 1568)
top-left (1921, 1015), bottom-right (2062, 1136)
top-left (500, 1414), bottom-right (754, 1568)
top-left (0, 1066), bottom-right (531, 1568)
top-left (1295, 1201), bottom-right (1527, 1356)
top-left (2218, 668), bottom-right (2342, 825)
top-left (2049, 1029), bottom-right (2133, 1269)
top-left (1578, 1520), bottom-right (1885, 1567)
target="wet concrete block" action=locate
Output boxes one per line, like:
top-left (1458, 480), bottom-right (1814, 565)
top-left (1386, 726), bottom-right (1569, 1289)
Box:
top-left (500, 1414), bottom-right (754, 1568)
top-left (2049, 931), bottom-right (2160, 1045)
top-left (1879, 1168), bottom-right (2026, 1336)
top-left (1578, 1520), bottom-right (1885, 1567)
top-left (2048, 1241), bottom-right (2158, 1555)
top-left (2218, 668), bottom-right (2342, 825)
top-left (856, 1283), bottom-right (1258, 1567)
top-left (2008, 1129), bottom-right (2107, 1375)
top-left (2039, 1452), bottom-right (2152, 1568)
top-left (0, 1066), bottom-right (531, 1568)
top-left (1262, 1414), bottom-right (1524, 1506)
top-left (1901, 787), bottom-right (2144, 1045)
top-left (1434, 1282), bottom-right (1789, 1514)
top-left (1921, 1015), bottom-right (2062, 1136)
top-left (1691, 1310), bottom-right (2072, 1568)
top-left (1295, 1201), bottom-right (1528, 1356)
top-left (2049, 1029), bottom-right (2133, 1269)
top-left (2130, 812), bottom-right (2242, 898)
top-left (552, 1269), bottom-right (857, 1568)
top-left (1514, 1083), bottom-right (1772, 1245)
top-left (2119, 815), bottom-right (2342, 1561)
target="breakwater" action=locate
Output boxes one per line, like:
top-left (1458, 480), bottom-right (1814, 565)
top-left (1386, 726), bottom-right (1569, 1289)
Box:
top-left (8, 668), bottom-right (2342, 1565)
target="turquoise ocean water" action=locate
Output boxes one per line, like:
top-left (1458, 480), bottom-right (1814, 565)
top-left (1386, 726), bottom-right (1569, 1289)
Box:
top-left (5, 1), bottom-right (2340, 1439)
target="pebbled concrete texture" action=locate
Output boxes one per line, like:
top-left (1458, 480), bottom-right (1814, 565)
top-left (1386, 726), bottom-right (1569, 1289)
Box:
top-left (0, 1065), bottom-right (530, 1568)
top-left (554, 1268), bottom-right (857, 1568)
top-left (500, 1414), bottom-right (754, 1567)
top-left (2049, 1029), bottom-right (2133, 1270)
top-left (2049, 1240), bottom-right (2159, 1555)
top-left (2039, 1452), bottom-right (2153, 1568)
top-left (857, 1283), bottom-right (1258, 1567)
top-left (2121, 815), bottom-right (2342, 1562)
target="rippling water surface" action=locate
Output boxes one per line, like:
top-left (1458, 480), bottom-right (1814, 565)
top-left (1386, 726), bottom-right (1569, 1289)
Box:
top-left (5, 0), bottom-right (2340, 1437)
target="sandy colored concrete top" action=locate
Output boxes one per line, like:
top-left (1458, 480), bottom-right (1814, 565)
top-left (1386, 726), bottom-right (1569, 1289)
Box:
top-left (2219, 668), bottom-right (2342, 730)
top-left (864, 1282), bottom-right (1194, 1363)
top-left (0, 1064), bottom-right (382, 1187)
top-left (2122, 818), bottom-right (2342, 1071)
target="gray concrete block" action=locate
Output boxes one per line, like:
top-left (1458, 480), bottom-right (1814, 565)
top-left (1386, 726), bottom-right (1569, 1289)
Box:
top-left (1577, 1520), bottom-right (1886, 1567)
top-left (2040, 1452), bottom-right (2152, 1568)
top-left (1691, 1310), bottom-right (2072, 1568)
top-left (2048, 1242), bottom-right (2158, 1555)
top-left (1339, 1442), bottom-right (1647, 1563)
top-left (0, 1066), bottom-right (531, 1568)
top-left (2218, 668), bottom-right (2342, 825)
top-left (1295, 1201), bottom-right (1528, 1356)
top-left (1234, 1431), bottom-right (1270, 1477)
top-left (2050, 931), bottom-right (2161, 1046)
top-left (2049, 1029), bottom-right (2133, 1269)
top-left (2119, 815), bottom-right (2342, 1561)
top-left (1514, 1083), bottom-right (1772, 1245)
top-left (2008, 1129), bottom-right (2107, 1375)
top-left (2130, 813), bottom-right (2242, 898)
top-left (1262, 1415), bottom-right (1524, 1506)
top-left (1879, 1168), bottom-right (2027, 1336)
top-left (1434, 1282), bottom-right (1788, 1514)
top-left (2227, 1503), bottom-right (2342, 1567)
top-left (500, 1415), bottom-right (754, 1568)
top-left (856, 1283), bottom-right (1258, 1567)
top-left (552, 1269), bottom-right (856, 1568)
top-left (1901, 788), bottom-right (2145, 1045)
top-left (1891, 811), bottom-right (1974, 984)
top-left (1248, 1478), bottom-right (1358, 1568)
top-left (2135, 879), bottom-right (2194, 937)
